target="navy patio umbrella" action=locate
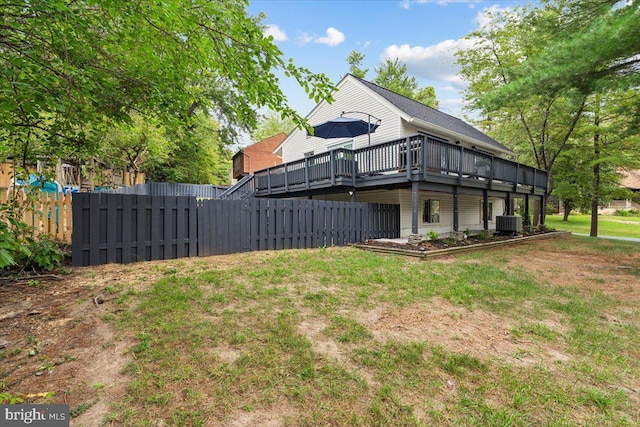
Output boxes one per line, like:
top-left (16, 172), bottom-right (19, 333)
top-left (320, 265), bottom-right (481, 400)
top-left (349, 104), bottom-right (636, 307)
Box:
top-left (311, 116), bottom-right (380, 139)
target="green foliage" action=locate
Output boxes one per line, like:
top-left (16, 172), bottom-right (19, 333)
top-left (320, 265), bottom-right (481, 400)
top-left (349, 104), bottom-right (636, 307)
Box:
top-left (346, 50), bottom-right (369, 79)
top-left (428, 230), bottom-right (440, 241)
top-left (0, 0), bottom-right (335, 176)
top-left (373, 58), bottom-right (439, 108)
top-left (476, 230), bottom-right (490, 241)
top-left (614, 209), bottom-right (638, 217)
top-left (250, 110), bottom-right (296, 144)
top-left (148, 113), bottom-right (231, 185)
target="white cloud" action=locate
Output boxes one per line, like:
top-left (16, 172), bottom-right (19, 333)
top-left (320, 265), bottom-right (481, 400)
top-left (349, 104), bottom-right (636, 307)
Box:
top-left (296, 27), bottom-right (345, 47)
top-left (382, 38), bottom-right (477, 90)
top-left (264, 24), bottom-right (287, 42)
top-left (315, 27), bottom-right (345, 46)
top-left (296, 31), bottom-right (313, 45)
top-left (474, 5), bottom-right (514, 29)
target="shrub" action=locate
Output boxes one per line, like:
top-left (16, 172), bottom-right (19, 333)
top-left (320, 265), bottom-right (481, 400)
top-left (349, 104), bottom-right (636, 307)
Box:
top-left (476, 231), bottom-right (490, 241)
top-left (428, 231), bottom-right (439, 241)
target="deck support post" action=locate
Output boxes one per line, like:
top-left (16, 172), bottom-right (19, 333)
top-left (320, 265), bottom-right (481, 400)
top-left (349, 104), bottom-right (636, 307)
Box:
top-left (524, 194), bottom-right (531, 226)
top-left (411, 180), bottom-right (419, 235)
top-left (406, 137), bottom-right (412, 181)
top-left (453, 186), bottom-right (459, 232)
top-left (483, 190), bottom-right (489, 231)
top-left (506, 192), bottom-right (513, 215)
top-left (540, 194), bottom-right (546, 225)
top-left (350, 189), bottom-right (356, 203)
top-left (284, 164), bottom-right (289, 192)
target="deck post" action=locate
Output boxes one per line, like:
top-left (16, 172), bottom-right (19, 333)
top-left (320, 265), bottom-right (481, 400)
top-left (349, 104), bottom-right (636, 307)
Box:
top-left (351, 189), bottom-right (356, 203)
top-left (267, 168), bottom-right (271, 194)
top-left (540, 194), bottom-right (546, 225)
top-left (532, 169), bottom-right (536, 194)
top-left (330, 150), bottom-right (336, 186)
top-left (284, 164), bottom-right (289, 192)
top-left (421, 136), bottom-right (427, 179)
top-left (411, 180), bottom-right (419, 234)
top-left (406, 137), bottom-right (412, 181)
top-left (453, 186), bottom-right (459, 232)
top-left (483, 190), bottom-right (489, 231)
top-left (524, 194), bottom-right (531, 226)
top-left (506, 192), bottom-right (513, 215)
top-left (458, 146), bottom-right (464, 185)
top-left (305, 157), bottom-right (310, 190)
top-left (489, 155), bottom-right (494, 189)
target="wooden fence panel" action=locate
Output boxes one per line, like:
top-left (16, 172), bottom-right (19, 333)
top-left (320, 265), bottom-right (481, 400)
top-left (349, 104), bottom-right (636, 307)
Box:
top-left (0, 190), bottom-right (73, 243)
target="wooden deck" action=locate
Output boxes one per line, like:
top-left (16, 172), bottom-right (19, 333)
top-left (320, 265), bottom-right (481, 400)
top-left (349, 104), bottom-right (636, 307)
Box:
top-left (251, 135), bottom-right (548, 197)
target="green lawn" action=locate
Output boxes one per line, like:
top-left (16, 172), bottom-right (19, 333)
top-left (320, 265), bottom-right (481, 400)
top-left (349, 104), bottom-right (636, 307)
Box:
top-left (101, 237), bottom-right (639, 426)
top-left (546, 214), bottom-right (640, 238)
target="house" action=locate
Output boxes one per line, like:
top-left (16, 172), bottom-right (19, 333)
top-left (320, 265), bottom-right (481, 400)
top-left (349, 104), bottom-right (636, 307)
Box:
top-left (229, 74), bottom-right (548, 238)
top-left (232, 133), bottom-right (285, 180)
top-left (599, 169), bottom-right (640, 213)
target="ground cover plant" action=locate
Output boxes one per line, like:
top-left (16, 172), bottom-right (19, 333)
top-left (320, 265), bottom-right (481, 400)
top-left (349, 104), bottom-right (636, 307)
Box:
top-left (0, 236), bottom-right (638, 426)
top-left (546, 214), bottom-right (640, 238)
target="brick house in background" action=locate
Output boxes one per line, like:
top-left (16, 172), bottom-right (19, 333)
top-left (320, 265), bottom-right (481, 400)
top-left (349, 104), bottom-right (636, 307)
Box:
top-left (232, 133), bottom-right (285, 181)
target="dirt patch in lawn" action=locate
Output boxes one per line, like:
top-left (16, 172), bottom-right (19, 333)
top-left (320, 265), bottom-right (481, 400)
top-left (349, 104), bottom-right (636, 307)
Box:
top-left (1, 240), bottom-right (638, 425)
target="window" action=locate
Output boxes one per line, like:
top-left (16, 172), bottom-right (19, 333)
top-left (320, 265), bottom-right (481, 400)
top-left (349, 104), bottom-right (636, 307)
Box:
top-left (480, 201), bottom-right (493, 222)
top-left (326, 139), bottom-right (354, 151)
top-left (422, 199), bottom-right (440, 223)
top-left (327, 140), bottom-right (354, 160)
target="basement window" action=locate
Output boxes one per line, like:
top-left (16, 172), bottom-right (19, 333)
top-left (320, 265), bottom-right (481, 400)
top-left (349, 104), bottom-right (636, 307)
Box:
top-left (422, 199), bottom-right (440, 224)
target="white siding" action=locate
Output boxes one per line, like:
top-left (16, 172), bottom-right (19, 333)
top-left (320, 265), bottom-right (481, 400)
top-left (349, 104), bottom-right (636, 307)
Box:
top-left (280, 78), bottom-right (403, 163)
top-left (312, 189), bottom-right (401, 205)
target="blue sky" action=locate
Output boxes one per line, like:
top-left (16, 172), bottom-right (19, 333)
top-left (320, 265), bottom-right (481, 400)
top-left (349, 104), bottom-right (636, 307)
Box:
top-left (247, 0), bottom-right (518, 119)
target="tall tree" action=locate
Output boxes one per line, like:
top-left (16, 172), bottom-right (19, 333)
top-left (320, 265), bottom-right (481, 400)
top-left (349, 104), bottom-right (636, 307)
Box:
top-left (0, 0), bottom-right (335, 160)
top-left (250, 110), bottom-right (295, 144)
top-left (468, 0), bottom-right (640, 235)
top-left (493, 0), bottom-right (640, 100)
top-left (148, 113), bottom-right (232, 185)
top-left (373, 59), bottom-right (439, 109)
top-left (456, 5), bottom-right (587, 198)
top-left (346, 50), bottom-right (369, 79)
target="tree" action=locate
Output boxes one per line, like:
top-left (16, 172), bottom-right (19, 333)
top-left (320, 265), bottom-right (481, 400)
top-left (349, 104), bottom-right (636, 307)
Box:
top-left (492, 0), bottom-right (640, 100)
top-left (100, 114), bottom-right (174, 186)
top-left (373, 59), bottom-right (439, 109)
top-left (456, 5), bottom-right (587, 199)
top-left (464, 1), bottom-right (640, 235)
top-left (0, 1), bottom-right (335, 160)
top-left (346, 50), bottom-right (368, 79)
top-left (250, 110), bottom-right (296, 144)
top-left (148, 113), bottom-right (232, 185)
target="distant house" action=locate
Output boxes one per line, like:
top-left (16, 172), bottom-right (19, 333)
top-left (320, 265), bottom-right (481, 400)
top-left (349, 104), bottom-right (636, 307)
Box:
top-left (224, 75), bottom-right (548, 237)
top-left (599, 169), bottom-right (640, 213)
top-left (232, 133), bottom-right (285, 180)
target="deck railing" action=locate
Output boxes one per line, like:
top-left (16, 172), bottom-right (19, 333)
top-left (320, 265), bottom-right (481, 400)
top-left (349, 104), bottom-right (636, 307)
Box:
top-left (254, 135), bottom-right (548, 194)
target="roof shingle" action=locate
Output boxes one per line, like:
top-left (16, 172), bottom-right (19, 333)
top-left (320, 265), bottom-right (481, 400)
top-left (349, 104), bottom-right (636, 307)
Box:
top-left (353, 75), bottom-right (511, 153)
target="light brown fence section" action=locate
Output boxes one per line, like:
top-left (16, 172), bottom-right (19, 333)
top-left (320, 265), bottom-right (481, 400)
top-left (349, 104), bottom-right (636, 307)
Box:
top-left (0, 189), bottom-right (73, 243)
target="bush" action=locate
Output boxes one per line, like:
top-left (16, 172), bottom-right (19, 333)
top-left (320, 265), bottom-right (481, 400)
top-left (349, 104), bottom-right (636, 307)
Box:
top-left (476, 231), bottom-right (490, 241)
top-left (615, 209), bottom-right (638, 217)
top-left (428, 231), bottom-right (439, 241)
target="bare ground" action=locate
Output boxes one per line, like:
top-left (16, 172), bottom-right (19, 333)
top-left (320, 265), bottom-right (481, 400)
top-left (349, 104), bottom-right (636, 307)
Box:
top-left (1, 240), bottom-right (639, 426)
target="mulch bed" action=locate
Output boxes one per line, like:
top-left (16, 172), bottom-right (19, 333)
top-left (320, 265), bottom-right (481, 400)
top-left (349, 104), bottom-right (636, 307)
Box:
top-left (361, 229), bottom-right (558, 253)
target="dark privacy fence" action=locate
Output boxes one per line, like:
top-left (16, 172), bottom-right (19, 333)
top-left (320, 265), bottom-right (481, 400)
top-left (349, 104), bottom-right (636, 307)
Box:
top-left (72, 193), bottom-right (400, 266)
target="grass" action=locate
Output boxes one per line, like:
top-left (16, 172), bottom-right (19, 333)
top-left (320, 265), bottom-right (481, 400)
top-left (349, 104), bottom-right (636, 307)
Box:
top-left (546, 214), bottom-right (640, 238)
top-left (105, 238), bottom-right (639, 426)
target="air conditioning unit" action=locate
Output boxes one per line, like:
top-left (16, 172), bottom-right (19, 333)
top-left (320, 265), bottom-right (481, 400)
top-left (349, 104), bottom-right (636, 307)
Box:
top-left (496, 215), bottom-right (522, 235)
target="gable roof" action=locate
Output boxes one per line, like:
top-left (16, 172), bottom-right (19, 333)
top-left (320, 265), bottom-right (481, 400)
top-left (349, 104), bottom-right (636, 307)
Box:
top-left (351, 75), bottom-right (512, 154)
top-left (234, 133), bottom-right (286, 160)
top-left (621, 169), bottom-right (640, 190)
